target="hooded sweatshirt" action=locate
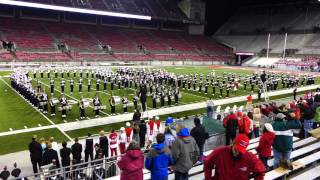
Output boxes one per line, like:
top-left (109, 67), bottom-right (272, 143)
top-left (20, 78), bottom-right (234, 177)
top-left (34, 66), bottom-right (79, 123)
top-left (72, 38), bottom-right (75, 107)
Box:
top-left (118, 149), bottom-right (144, 180)
top-left (172, 128), bottom-right (200, 173)
top-left (145, 143), bottom-right (173, 180)
top-left (256, 131), bottom-right (275, 158)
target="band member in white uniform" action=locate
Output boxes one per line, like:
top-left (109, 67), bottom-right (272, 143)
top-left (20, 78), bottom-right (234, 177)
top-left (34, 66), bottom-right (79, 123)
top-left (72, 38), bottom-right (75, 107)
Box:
top-left (122, 96), bottom-right (128, 113)
top-left (93, 94), bottom-right (101, 117)
top-left (60, 94), bottom-right (68, 118)
top-left (79, 96), bottom-right (86, 119)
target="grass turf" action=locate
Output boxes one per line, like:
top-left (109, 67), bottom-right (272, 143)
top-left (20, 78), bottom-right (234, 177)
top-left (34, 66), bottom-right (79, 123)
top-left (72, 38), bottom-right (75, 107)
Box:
top-left (0, 78), bottom-right (51, 132)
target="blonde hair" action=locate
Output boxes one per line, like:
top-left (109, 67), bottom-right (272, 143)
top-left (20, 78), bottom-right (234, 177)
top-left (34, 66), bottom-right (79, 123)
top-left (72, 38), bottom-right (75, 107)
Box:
top-left (49, 137), bottom-right (54, 142)
top-left (99, 130), bottom-right (105, 136)
top-left (175, 124), bottom-right (185, 134)
top-left (39, 137), bottom-right (45, 144)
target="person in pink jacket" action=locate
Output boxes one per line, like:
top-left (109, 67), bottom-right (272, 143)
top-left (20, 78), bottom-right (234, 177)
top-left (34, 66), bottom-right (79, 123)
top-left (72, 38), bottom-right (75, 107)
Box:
top-left (117, 141), bottom-right (144, 180)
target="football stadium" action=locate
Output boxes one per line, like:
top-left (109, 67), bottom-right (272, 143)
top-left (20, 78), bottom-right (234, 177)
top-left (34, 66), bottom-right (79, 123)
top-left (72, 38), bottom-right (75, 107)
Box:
top-left (0, 0), bottom-right (320, 179)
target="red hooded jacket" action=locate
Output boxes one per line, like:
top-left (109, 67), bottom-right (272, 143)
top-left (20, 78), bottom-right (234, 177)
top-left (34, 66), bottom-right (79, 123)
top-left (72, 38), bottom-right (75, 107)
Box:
top-left (117, 149), bottom-right (144, 180)
top-left (204, 146), bottom-right (266, 180)
top-left (256, 131), bottom-right (275, 158)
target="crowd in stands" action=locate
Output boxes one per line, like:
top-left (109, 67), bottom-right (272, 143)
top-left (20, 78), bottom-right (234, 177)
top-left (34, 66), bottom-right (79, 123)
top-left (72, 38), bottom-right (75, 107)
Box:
top-left (275, 57), bottom-right (319, 71)
top-left (2, 88), bottom-right (319, 179)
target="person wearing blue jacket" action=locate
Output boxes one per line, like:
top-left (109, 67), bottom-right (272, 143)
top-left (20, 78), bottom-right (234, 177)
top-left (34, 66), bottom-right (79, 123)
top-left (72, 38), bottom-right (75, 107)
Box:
top-left (145, 133), bottom-right (174, 180)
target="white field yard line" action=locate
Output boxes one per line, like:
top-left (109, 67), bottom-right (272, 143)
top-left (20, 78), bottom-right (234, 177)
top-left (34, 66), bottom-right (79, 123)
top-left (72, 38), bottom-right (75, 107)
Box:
top-left (0, 77), bottom-right (73, 140)
top-left (38, 80), bottom-right (110, 116)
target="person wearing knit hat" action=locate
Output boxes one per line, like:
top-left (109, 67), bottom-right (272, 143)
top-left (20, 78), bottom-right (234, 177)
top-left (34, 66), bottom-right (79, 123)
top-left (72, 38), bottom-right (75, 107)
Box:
top-left (204, 134), bottom-right (266, 180)
top-left (272, 112), bottom-right (301, 169)
top-left (256, 123), bottom-right (275, 170)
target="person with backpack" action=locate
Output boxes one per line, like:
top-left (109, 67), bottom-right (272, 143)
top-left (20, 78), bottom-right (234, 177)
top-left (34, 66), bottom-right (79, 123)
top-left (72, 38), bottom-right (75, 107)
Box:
top-left (172, 127), bottom-right (199, 180)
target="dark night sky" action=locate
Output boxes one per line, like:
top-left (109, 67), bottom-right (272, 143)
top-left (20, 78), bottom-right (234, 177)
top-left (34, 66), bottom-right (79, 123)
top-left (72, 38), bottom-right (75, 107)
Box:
top-left (204, 0), bottom-right (312, 36)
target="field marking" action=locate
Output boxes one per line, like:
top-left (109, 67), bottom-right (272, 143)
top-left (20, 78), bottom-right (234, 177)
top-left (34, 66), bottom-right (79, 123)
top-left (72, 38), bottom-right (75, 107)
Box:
top-left (0, 77), bottom-right (73, 140)
top-left (38, 80), bottom-right (110, 116)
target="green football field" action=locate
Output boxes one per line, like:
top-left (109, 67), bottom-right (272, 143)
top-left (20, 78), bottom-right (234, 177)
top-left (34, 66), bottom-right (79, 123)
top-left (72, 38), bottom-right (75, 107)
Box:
top-left (0, 65), bottom-right (318, 155)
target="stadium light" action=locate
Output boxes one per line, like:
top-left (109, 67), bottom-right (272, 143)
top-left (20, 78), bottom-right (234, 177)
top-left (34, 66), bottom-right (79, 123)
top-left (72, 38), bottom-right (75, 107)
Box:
top-left (0, 0), bottom-right (151, 20)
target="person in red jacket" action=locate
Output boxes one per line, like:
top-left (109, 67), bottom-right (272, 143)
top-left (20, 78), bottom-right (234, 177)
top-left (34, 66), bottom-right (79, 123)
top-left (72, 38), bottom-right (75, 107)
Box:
top-left (204, 134), bottom-right (266, 180)
top-left (256, 123), bottom-right (275, 170)
top-left (223, 111), bottom-right (238, 145)
top-left (238, 112), bottom-right (252, 139)
top-left (117, 141), bottom-right (144, 180)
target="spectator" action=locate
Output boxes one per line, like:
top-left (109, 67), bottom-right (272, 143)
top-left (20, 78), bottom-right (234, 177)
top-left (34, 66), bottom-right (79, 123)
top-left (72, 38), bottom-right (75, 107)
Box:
top-left (300, 100), bottom-right (315, 138)
top-left (118, 141), bottom-right (144, 180)
top-left (99, 130), bottom-right (109, 158)
top-left (119, 127), bottom-right (126, 154)
top-left (43, 143), bottom-right (60, 168)
top-left (238, 112), bottom-right (252, 139)
top-left (39, 137), bottom-right (46, 156)
top-left (132, 109), bottom-right (141, 123)
top-left (0, 166), bottom-right (9, 180)
top-left (125, 122), bottom-right (133, 144)
top-left (204, 134), bottom-right (266, 180)
top-left (109, 129), bottom-right (118, 157)
top-left (85, 133), bottom-right (94, 162)
top-left (223, 110), bottom-right (238, 145)
top-left (94, 143), bottom-right (104, 162)
top-left (71, 138), bottom-right (82, 164)
top-left (11, 163), bottom-right (22, 179)
top-left (272, 113), bottom-right (301, 169)
top-left (191, 117), bottom-right (209, 162)
top-left (164, 127), bottom-right (175, 149)
top-left (132, 123), bottom-right (140, 145)
top-left (28, 135), bottom-right (42, 173)
top-left (206, 97), bottom-right (214, 118)
top-left (256, 123), bottom-right (275, 170)
top-left (253, 107), bottom-right (261, 138)
top-left (50, 137), bottom-right (59, 153)
top-left (139, 120), bottom-right (147, 148)
top-left (145, 133), bottom-right (174, 180)
top-left (172, 127), bottom-right (199, 180)
top-left (60, 141), bottom-right (71, 171)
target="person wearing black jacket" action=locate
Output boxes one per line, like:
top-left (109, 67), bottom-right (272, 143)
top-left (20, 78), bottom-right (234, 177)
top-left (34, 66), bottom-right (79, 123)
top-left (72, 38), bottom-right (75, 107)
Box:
top-left (191, 117), bottom-right (209, 162)
top-left (42, 143), bottom-right (60, 168)
top-left (60, 141), bottom-right (71, 169)
top-left (99, 131), bottom-right (109, 158)
top-left (28, 135), bottom-right (42, 173)
top-left (132, 109), bottom-right (141, 123)
top-left (85, 133), bottom-right (94, 162)
top-left (139, 120), bottom-right (147, 148)
top-left (71, 138), bottom-right (82, 164)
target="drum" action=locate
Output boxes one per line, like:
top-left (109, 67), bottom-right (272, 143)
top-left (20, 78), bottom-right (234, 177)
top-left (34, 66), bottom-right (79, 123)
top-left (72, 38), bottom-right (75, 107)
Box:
top-left (40, 102), bottom-right (47, 106)
top-left (51, 98), bottom-right (59, 105)
top-left (83, 101), bottom-right (90, 108)
top-left (112, 96), bottom-right (121, 105)
top-left (58, 105), bottom-right (72, 111)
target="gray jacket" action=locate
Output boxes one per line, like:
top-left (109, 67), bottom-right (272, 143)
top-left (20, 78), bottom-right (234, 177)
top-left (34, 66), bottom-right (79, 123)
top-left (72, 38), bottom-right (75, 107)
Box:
top-left (171, 136), bottom-right (199, 173)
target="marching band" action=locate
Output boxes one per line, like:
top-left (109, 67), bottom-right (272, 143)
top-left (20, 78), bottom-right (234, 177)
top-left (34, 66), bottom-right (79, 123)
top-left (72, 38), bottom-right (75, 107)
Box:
top-left (10, 66), bottom-right (316, 121)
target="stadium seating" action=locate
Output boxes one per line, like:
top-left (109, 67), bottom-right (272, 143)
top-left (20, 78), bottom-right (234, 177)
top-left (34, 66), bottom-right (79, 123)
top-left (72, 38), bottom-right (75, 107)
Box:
top-left (15, 52), bottom-right (71, 61)
top-left (0, 52), bottom-right (14, 61)
top-left (0, 17), bottom-right (233, 62)
top-left (0, 19), bottom-right (55, 51)
top-left (44, 22), bottom-right (99, 52)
